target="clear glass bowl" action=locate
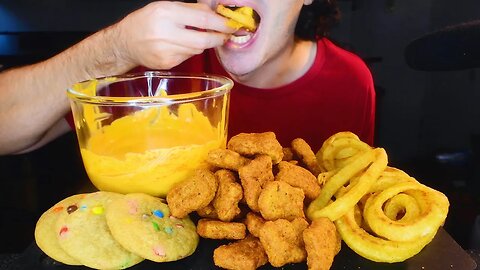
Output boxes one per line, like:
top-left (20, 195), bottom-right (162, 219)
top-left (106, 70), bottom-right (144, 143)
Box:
top-left (67, 71), bottom-right (233, 197)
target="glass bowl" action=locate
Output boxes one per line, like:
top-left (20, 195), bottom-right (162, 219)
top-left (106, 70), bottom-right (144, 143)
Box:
top-left (67, 71), bottom-right (233, 197)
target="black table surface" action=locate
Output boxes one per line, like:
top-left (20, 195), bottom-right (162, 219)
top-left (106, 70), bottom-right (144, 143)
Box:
top-left (4, 227), bottom-right (477, 270)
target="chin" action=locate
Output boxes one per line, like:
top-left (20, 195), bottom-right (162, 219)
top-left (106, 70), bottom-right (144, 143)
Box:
top-left (217, 54), bottom-right (258, 78)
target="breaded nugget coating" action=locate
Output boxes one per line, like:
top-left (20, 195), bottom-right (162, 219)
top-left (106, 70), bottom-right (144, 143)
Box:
top-left (228, 132), bottom-right (284, 164)
top-left (275, 161), bottom-right (321, 200)
top-left (166, 169), bottom-right (217, 218)
top-left (303, 218), bottom-right (341, 270)
top-left (282, 147), bottom-right (295, 161)
top-left (197, 204), bottom-right (218, 219)
top-left (197, 219), bottom-right (246, 240)
top-left (259, 218), bottom-right (308, 267)
top-left (258, 181), bottom-right (305, 221)
top-left (238, 155), bottom-right (274, 212)
top-left (213, 235), bottom-right (268, 270)
top-left (244, 212), bottom-right (266, 238)
top-left (207, 149), bottom-right (250, 171)
top-left (291, 138), bottom-right (323, 176)
top-left (213, 170), bottom-right (243, 222)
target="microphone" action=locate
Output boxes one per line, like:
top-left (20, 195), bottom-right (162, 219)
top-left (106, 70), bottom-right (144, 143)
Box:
top-left (405, 20), bottom-right (480, 71)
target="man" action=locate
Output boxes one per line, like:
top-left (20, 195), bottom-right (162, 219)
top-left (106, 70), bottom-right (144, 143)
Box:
top-left (0, 0), bottom-right (375, 154)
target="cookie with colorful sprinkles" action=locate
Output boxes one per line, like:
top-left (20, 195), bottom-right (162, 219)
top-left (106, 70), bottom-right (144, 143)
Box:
top-left (105, 193), bottom-right (199, 262)
top-left (55, 191), bottom-right (144, 269)
top-left (34, 194), bottom-right (86, 265)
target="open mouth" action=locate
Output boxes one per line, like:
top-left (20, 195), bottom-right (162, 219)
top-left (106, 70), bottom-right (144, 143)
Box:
top-left (216, 5), bottom-right (261, 45)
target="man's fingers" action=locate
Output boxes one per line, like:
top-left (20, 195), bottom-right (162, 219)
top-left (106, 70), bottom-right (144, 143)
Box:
top-left (177, 3), bottom-right (236, 34)
top-left (169, 28), bottom-right (230, 50)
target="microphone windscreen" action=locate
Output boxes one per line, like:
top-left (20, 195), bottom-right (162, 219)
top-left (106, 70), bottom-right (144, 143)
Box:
top-left (405, 20), bottom-right (480, 71)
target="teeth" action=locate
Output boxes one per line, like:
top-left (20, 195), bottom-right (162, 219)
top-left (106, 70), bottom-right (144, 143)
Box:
top-left (229, 34), bottom-right (252, 44)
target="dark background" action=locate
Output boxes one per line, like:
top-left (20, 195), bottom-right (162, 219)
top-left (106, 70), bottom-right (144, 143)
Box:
top-left (0, 0), bottom-right (479, 254)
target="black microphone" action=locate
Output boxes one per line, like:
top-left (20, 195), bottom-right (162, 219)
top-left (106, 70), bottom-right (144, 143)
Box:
top-left (405, 20), bottom-right (480, 71)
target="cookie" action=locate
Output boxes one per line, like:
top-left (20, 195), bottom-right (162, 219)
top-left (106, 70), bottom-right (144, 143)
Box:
top-left (106, 193), bottom-right (199, 262)
top-left (55, 191), bottom-right (143, 269)
top-left (34, 194), bottom-right (85, 265)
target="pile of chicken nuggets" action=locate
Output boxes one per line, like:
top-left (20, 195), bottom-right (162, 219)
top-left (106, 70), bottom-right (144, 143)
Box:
top-left (166, 132), bottom-right (341, 270)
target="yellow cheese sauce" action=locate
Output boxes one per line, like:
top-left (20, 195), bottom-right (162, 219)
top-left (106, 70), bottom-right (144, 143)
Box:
top-left (80, 103), bottom-right (225, 197)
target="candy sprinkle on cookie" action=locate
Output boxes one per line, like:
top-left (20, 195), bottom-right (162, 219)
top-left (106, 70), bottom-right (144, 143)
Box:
top-left (55, 191), bottom-right (143, 269)
top-left (34, 194), bottom-right (86, 265)
top-left (106, 193), bottom-right (199, 262)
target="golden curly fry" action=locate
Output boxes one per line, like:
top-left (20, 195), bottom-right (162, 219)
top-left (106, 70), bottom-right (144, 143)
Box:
top-left (316, 132), bottom-right (371, 171)
top-left (363, 182), bottom-right (449, 242)
top-left (307, 148), bottom-right (388, 221)
top-left (335, 207), bottom-right (437, 263)
top-left (383, 193), bottom-right (420, 222)
top-left (312, 131), bottom-right (450, 263)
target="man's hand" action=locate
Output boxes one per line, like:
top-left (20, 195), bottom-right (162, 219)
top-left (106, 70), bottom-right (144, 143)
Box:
top-left (114, 1), bottom-right (234, 70)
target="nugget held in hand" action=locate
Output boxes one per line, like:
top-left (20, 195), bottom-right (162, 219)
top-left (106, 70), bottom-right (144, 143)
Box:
top-left (197, 219), bottom-right (246, 240)
top-left (258, 181), bottom-right (305, 221)
top-left (213, 235), bottom-right (268, 270)
top-left (275, 161), bottom-right (321, 200)
top-left (228, 132), bottom-right (284, 164)
top-left (213, 170), bottom-right (243, 222)
top-left (216, 5), bottom-right (257, 31)
top-left (167, 169), bottom-right (218, 218)
top-left (259, 218), bottom-right (309, 267)
top-left (303, 217), bottom-right (341, 270)
top-left (238, 155), bottom-right (274, 212)
top-left (207, 149), bottom-right (250, 171)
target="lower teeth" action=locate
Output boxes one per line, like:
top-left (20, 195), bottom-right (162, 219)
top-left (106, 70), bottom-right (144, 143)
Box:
top-left (230, 34), bottom-right (252, 44)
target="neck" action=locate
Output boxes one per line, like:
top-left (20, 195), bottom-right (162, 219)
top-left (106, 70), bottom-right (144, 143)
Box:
top-left (231, 39), bottom-right (317, 89)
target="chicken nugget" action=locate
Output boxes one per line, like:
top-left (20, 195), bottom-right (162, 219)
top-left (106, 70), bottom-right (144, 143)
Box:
top-left (258, 181), bottom-right (305, 221)
top-left (275, 161), bottom-right (321, 200)
top-left (197, 204), bottom-right (218, 219)
top-left (228, 132), bottom-right (284, 164)
top-left (213, 170), bottom-right (243, 222)
top-left (238, 155), bottom-right (274, 212)
top-left (197, 219), bottom-right (246, 240)
top-left (259, 218), bottom-right (308, 267)
top-left (291, 138), bottom-right (323, 176)
top-left (303, 217), bottom-right (341, 270)
top-left (166, 169), bottom-right (217, 218)
top-left (207, 149), bottom-right (250, 171)
top-left (244, 212), bottom-right (266, 238)
top-left (282, 147), bottom-right (295, 161)
top-left (213, 235), bottom-right (268, 270)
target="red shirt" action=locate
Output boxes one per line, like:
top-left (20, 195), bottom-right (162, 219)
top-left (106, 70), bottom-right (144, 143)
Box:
top-left (68, 38), bottom-right (375, 152)
top-left (171, 38), bottom-right (376, 151)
